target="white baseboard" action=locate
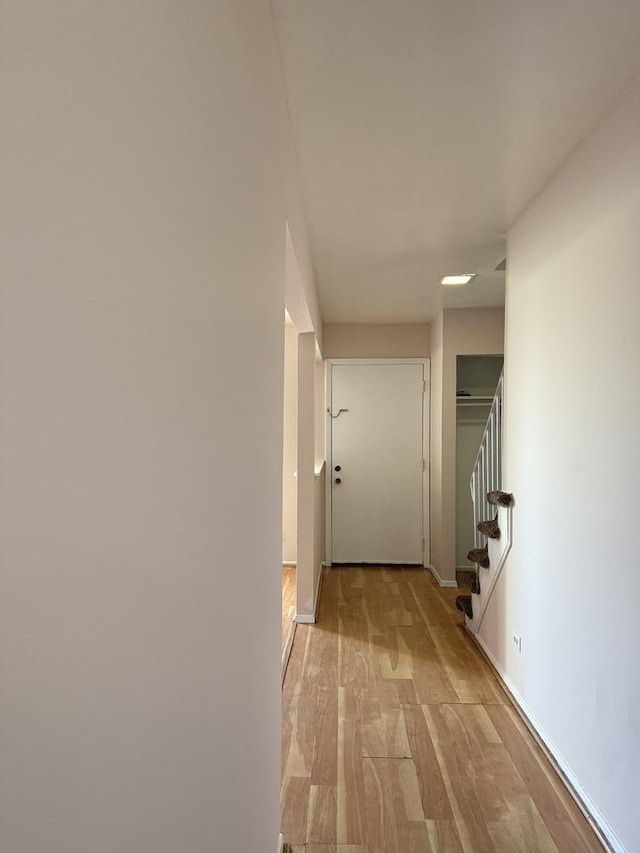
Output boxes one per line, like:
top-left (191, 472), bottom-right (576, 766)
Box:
top-left (282, 561), bottom-right (296, 567)
top-left (276, 832), bottom-right (284, 853)
top-left (295, 562), bottom-right (326, 624)
top-left (473, 632), bottom-right (624, 853)
top-left (427, 564), bottom-right (458, 588)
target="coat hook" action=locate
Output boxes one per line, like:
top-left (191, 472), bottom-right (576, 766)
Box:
top-left (327, 408), bottom-right (349, 419)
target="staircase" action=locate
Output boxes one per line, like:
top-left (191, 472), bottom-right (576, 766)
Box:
top-left (456, 373), bottom-right (514, 631)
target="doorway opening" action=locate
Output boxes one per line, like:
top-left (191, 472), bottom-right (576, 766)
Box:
top-left (282, 311), bottom-right (298, 670)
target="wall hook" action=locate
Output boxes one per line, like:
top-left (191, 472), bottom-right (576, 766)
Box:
top-left (327, 408), bottom-right (349, 419)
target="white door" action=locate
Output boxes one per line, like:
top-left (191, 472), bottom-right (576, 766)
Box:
top-left (329, 362), bottom-right (427, 564)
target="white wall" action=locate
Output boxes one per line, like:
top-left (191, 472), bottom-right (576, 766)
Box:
top-left (0, 3), bottom-right (306, 851)
top-left (283, 322), bottom-right (298, 562)
top-left (481, 76), bottom-right (640, 853)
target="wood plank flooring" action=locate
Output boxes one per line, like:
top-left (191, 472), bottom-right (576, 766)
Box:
top-left (282, 566), bottom-right (603, 853)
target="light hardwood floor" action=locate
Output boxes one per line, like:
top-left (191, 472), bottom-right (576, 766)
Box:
top-left (281, 566), bottom-right (603, 853)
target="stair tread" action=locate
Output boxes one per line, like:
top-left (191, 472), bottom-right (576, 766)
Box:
top-left (455, 594), bottom-right (473, 619)
top-left (467, 546), bottom-right (490, 569)
top-left (477, 517), bottom-right (501, 539)
top-left (487, 490), bottom-right (513, 507)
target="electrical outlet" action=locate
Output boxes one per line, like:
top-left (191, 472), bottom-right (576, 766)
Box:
top-left (512, 631), bottom-right (522, 653)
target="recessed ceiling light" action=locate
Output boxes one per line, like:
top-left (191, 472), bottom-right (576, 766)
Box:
top-left (441, 274), bottom-right (477, 286)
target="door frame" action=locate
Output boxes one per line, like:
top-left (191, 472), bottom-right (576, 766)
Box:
top-left (325, 358), bottom-right (431, 567)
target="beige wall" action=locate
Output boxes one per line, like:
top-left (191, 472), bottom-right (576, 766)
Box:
top-left (283, 322), bottom-right (298, 563)
top-left (0, 3), bottom-right (315, 850)
top-left (429, 308), bottom-right (505, 584)
top-left (481, 75), bottom-right (640, 853)
top-left (323, 323), bottom-right (430, 358)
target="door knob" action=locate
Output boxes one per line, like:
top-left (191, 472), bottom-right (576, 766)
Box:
top-left (334, 465), bottom-right (341, 472)
top-left (335, 478), bottom-right (341, 484)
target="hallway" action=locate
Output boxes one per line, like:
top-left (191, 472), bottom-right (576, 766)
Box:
top-left (281, 567), bottom-right (602, 852)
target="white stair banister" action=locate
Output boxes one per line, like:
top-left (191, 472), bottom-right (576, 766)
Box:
top-left (466, 372), bottom-right (512, 633)
top-left (471, 373), bottom-right (503, 536)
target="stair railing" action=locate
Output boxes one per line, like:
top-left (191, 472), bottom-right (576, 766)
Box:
top-left (470, 372), bottom-right (503, 545)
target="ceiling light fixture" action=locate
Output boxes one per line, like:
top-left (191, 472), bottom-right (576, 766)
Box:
top-left (441, 274), bottom-right (478, 286)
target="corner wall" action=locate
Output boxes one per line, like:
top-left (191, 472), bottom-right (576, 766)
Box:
top-left (480, 76), bottom-right (640, 853)
top-left (429, 314), bottom-right (445, 577)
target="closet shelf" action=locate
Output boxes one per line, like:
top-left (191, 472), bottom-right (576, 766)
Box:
top-left (456, 395), bottom-right (493, 406)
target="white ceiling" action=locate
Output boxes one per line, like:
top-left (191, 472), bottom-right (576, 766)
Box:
top-left (274, 0), bottom-right (640, 323)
